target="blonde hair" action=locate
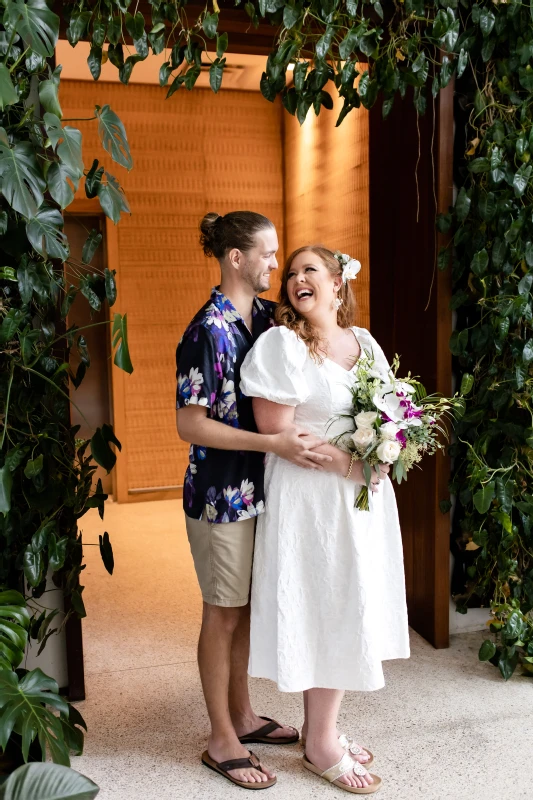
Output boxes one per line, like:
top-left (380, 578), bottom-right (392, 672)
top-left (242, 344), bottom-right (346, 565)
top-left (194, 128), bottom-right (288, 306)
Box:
top-left (275, 245), bottom-right (357, 362)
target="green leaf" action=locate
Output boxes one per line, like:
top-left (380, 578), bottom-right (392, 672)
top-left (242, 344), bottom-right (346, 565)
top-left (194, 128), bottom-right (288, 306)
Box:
top-left (498, 650), bottom-right (518, 681)
top-left (460, 373), bottom-right (474, 396)
top-left (95, 105), bottom-right (133, 170)
top-left (87, 45), bottom-right (103, 81)
top-left (202, 11), bottom-right (219, 39)
top-left (38, 65), bottom-right (62, 118)
top-left (47, 161), bottom-right (78, 209)
top-left (455, 187), bottom-right (471, 221)
top-left (468, 157), bottom-right (490, 174)
top-left (84, 158), bottom-right (103, 198)
top-left (293, 61), bottom-right (308, 92)
top-left (91, 423), bottom-right (122, 472)
top-left (216, 32), bottom-right (228, 59)
top-left (104, 268), bottom-right (116, 306)
top-left (492, 510), bottom-right (512, 534)
top-left (99, 532), bottom-right (114, 575)
top-left (491, 238), bottom-right (507, 269)
top-left (48, 535), bottom-right (67, 572)
top-left (479, 9), bottom-right (495, 37)
top-left (449, 328), bottom-right (468, 356)
top-left (471, 249), bottom-right (488, 276)
top-left (519, 65), bottom-right (533, 92)
top-left (0, 63), bottom-right (18, 110)
top-left (81, 229), bottom-right (102, 265)
top-left (112, 312), bottom-right (133, 373)
top-left (0, 761), bottom-right (99, 799)
top-left (26, 205), bottom-right (69, 261)
top-left (24, 454), bottom-right (43, 479)
top-left (513, 164), bottom-right (532, 198)
top-left (7, 0), bottom-right (59, 58)
top-left (0, 466), bottom-right (13, 517)
top-left (473, 481), bottom-right (495, 514)
top-left (44, 115), bottom-right (84, 179)
top-left (66, 9), bottom-right (91, 46)
top-left (518, 273), bottom-right (533, 297)
top-left (0, 132), bottom-right (45, 218)
top-left (478, 639), bottom-right (496, 662)
top-left (316, 25), bottom-right (335, 60)
top-left (22, 546), bottom-right (42, 587)
top-left (457, 48), bottom-right (468, 78)
top-left (184, 64), bottom-right (201, 91)
top-left (339, 28), bottom-right (359, 61)
top-left (125, 11), bottom-right (144, 40)
top-left (97, 172), bottom-right (130, 224)
top-left (209, 58), bottom-right (225, 94)
top-left (523, 340), bottom-right (533, 365)
top-left (283, 5), bottom-right (300, 29)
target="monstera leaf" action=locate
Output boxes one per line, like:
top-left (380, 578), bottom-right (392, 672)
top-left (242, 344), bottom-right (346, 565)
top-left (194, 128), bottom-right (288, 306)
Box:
top-left (26, 205), bottom-right (69, 261)
top-left (0, 590), bottom-right (29, 670)
top-left (95, 105), bottom-right (133, 170)
top-left (0, 64), bottom-right (18, 110)
top-left (38, 65), bottom-right (62, 118)
top-left (0, 763), bottom-right (99, 800)
top-left (47, 161), bottom-right (79, 209)
top-left (6, 0), bottom-right (59, 58)
top-left (0, 129), bottom-right (45, 218)
top-left (0, 669), bottom-right (85, 765)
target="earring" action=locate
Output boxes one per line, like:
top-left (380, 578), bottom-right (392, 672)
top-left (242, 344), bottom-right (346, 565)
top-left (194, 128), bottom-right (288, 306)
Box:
top-left (334, 297), bottom-right (343, 311)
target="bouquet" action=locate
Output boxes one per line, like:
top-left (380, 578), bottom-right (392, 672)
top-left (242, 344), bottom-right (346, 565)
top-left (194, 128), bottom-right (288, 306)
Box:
top-left (331, 352), bottom-right (461, 511)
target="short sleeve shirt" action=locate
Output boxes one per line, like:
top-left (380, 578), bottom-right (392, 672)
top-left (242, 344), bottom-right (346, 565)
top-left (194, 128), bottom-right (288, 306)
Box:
top-left (176, 288), bottom-right (276, 523)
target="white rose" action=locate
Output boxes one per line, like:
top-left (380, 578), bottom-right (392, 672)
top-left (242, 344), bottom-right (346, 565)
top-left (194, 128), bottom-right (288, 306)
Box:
top-left (355, 411), bottom-right (378, 429)
top-left (376, 440), bottom-right (402, 464)
top-left (351, 427), bottom-right (376, 450)
top-left (380, 421), bottom-right (400, 440)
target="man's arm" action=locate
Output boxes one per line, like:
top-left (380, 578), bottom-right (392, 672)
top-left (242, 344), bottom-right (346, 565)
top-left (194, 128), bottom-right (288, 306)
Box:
top-left (251, 398), bottom-right (389, 489)
top-left (176, 406), bottom-right (333, 470)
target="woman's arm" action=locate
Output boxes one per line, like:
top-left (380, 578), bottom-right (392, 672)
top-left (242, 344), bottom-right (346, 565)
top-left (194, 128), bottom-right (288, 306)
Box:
top-left (252, 399), bottom-right (388, 489)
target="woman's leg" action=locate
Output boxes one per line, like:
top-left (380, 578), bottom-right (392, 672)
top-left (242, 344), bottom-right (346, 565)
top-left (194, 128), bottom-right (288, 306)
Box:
top-left (305, 688), bottom-right (373, 789)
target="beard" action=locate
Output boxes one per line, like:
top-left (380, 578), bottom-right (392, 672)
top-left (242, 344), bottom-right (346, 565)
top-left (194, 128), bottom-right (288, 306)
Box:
top-left (241, 259), bottom-right (270, 294)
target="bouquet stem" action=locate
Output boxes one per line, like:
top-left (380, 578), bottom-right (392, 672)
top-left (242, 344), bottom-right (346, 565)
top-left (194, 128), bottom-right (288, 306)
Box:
top-left (355, 485), bottom-right (370, 511)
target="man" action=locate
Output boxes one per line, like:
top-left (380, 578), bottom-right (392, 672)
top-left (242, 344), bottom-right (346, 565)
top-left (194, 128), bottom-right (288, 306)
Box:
top-left (176, 211), bottom-right (331, 788)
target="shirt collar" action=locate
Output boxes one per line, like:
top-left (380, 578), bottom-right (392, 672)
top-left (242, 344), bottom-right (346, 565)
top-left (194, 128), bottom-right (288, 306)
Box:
top-left (211, 287), bottom-right (271, 322)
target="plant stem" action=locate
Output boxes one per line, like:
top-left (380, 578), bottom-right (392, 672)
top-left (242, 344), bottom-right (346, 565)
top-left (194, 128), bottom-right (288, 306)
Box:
top-left (1, 361), bottom-right (15, 451)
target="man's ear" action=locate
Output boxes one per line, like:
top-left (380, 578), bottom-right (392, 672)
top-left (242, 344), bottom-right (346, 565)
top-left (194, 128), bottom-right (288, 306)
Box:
top-left (227, 247), bottom-right (242, 271)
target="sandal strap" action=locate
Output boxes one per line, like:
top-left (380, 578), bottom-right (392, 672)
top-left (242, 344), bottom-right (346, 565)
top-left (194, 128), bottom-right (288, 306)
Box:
top-left (218, 752), bottom-right (262, 774)
top-left (339, 734), bottom-right (366, 756)
top-left (321, 753), bottom-right (368, 782)
top-left (248, 717), bottom-right (282, 738)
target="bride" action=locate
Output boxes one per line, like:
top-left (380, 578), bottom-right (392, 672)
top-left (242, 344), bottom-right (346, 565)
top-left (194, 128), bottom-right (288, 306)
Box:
top-left (240, 245), bottom-right (410, 794)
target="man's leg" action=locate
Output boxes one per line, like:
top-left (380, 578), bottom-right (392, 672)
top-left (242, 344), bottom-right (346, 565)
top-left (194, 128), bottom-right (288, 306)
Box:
top-left (228, 602), bottom-right (299, 740)
top-left (197, 602), bottom-right (273, 783)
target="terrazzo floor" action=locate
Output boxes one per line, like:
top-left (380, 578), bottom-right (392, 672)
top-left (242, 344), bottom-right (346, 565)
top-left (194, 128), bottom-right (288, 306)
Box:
top-left (73, 499), bottom-right (532, 800)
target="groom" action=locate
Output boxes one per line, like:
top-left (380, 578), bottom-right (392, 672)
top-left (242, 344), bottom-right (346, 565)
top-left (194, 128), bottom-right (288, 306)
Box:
top-left (176, 211), bottom-right (331, 786)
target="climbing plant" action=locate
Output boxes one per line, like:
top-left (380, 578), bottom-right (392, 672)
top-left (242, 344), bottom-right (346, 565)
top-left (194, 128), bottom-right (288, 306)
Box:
top-left (0, 0), bottom-right (531, 769)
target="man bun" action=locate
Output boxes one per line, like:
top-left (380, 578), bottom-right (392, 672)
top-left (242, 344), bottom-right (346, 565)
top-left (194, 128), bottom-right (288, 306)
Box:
top-left (198, 211), bottom-right (275, 261)
top-left (199, 213), bottom-right (223, 258)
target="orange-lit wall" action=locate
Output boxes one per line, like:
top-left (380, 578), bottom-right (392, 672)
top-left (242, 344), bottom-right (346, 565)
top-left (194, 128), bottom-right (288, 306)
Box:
top-left (283, 83), bottom-right (370, 328)
top-left (61, 81), bottom-right (284, 497)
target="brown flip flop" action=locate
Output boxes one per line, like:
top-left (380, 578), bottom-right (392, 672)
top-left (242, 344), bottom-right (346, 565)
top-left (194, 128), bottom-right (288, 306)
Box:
top-left (238, 716), bottom-right (300, 745)
top-left (201, 749), bottom-right (277, 789)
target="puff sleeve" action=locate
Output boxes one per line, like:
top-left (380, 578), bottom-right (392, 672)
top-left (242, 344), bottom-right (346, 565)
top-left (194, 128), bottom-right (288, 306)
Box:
top-left (354, 326), bottom-right (392, 378)
top-left (240, 326), bottom-right (310, 406)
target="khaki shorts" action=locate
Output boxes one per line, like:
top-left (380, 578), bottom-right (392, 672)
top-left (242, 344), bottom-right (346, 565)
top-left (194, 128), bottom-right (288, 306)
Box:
top-left (185, 515), bottom-right (256, 607)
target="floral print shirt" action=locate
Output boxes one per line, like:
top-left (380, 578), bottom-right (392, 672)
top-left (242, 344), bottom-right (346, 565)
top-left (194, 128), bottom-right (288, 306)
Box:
top-left (176, 288), bottom-right (276, 523)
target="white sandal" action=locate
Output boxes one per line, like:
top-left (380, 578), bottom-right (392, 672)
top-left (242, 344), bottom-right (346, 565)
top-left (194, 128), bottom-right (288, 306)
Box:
top-left (302, 733), bottom-right (374, 766)
top-left (303, 752), bottom-right (382, 794)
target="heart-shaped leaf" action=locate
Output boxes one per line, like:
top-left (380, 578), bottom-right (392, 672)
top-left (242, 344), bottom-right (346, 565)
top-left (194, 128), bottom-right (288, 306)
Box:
top-left (0, 131), bottom-right (45, 218)
top-left (95, 104), bottom-right (133, 170)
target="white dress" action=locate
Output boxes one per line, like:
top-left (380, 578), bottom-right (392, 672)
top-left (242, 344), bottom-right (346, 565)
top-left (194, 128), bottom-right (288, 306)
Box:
top-left (240, 325), bottom-right (410, 693)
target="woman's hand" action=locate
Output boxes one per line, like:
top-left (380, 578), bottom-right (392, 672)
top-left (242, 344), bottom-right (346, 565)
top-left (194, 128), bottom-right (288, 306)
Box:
top-left (352, 460), bottom-right (390, 492)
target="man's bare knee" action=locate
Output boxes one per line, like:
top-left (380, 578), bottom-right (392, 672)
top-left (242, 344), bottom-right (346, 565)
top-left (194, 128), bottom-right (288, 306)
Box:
top-left (202, 602), bottom-right (243, 635)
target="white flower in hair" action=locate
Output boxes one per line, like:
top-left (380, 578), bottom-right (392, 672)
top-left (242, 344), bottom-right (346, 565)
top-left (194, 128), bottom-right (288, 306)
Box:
top-left (335, 251), bottom-right (362, 284)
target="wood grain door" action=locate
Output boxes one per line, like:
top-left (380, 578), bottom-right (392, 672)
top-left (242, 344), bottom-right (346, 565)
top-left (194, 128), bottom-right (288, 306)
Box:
top-left (368, 86), bottom-right (454, 649)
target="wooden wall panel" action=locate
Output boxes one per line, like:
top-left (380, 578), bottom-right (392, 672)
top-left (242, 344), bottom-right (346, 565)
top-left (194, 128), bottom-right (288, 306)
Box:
top-left (60, 81), bottom-right (284, 497)
top-left (283, 83), bottom-right (370, 329)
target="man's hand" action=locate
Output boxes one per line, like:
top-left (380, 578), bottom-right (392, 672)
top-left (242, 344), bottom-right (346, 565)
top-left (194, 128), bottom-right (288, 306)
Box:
top-left (270, 427), bottom-right (333, 469)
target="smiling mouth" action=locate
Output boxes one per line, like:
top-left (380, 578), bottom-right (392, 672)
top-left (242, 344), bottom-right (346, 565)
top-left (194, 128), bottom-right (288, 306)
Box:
top-left (296, 289), bottom-right (313, 300)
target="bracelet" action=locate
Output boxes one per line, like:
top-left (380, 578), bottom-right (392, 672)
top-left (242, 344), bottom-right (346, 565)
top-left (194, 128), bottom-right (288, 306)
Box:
top-left (345, 452), bottom-right (356, 480)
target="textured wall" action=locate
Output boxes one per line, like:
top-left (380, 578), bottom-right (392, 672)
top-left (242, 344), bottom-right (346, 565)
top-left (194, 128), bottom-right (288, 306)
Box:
top-left (61, 81), bottom-right (284, 495)
top-left (283, 83), bottom-right (370, 328)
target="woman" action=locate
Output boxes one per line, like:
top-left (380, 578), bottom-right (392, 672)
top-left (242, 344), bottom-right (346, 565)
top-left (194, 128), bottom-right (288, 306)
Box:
top-left (240, 246), bottom-right (410, 794)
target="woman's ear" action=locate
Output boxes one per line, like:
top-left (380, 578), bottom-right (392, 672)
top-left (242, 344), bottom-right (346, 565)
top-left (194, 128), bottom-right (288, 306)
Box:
top-left (333, 275), bottom-right (343, 293)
